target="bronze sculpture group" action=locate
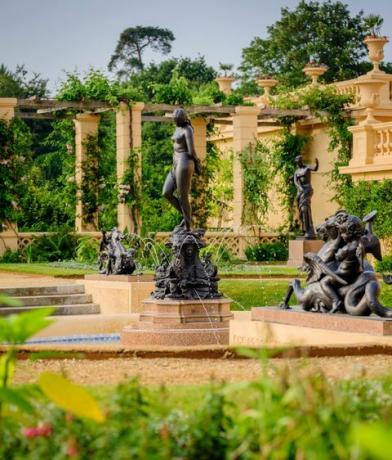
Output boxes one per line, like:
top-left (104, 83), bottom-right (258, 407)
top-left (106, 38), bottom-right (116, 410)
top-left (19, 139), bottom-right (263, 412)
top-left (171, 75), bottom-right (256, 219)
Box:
top-left (98, 228), bottom-right (136, 275)
top-left (153, 108), bottom-right (221, 300)
top-left (96, 107), bottom-right (391, 317)
top-left (280, 210), bottom-right (392, 317)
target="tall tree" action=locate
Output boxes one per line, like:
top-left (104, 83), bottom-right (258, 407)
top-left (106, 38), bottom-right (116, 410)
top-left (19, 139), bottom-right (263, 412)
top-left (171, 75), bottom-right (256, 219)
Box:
top-left (108, 26), bottom-right (175, 77)
top-left (0, 64), bottom-right (48, 98)
top-left (240, 0), bottom-right (383, 87)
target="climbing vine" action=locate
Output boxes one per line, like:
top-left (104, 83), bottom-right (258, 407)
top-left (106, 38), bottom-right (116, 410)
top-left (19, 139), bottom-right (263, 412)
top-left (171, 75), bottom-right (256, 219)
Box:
top-left (273, 84), bottom-right (354, 203)
top-left (0, 118), bottom-right (32, 229)
top-left (239, 141), bottom-right (272, 226)
top-left (80, 134), bottom-right (100, 227)
top-left (121, 148), bottom-right (143, 234)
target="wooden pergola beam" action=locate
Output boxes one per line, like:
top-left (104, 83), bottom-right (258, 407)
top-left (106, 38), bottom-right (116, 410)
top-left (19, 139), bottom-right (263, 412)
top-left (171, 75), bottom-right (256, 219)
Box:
top-left (142, 103), bottom-right (236, 115)
top-left (17, 98), bottom-right (111, 110)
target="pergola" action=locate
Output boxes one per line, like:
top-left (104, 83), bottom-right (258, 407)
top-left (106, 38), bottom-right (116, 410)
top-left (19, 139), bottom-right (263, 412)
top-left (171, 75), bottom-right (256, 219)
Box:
top-left (1, 97), bottom-right (317, 234)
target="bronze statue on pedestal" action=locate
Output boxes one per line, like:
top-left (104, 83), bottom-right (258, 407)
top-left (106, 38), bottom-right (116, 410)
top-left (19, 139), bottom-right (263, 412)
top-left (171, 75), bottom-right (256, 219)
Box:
top-left (293, 155), bottom-right (319, 239)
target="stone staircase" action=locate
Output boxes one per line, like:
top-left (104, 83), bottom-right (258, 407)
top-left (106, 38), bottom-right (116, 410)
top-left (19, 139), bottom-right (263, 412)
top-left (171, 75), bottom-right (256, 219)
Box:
top-left (0, 284), bottom-right (100, 316)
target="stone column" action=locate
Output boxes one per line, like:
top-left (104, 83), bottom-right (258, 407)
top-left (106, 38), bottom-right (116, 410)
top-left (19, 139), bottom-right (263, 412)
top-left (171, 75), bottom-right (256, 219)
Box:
top-left (74, 113), bottom-right (100, 232)
top-left (192, 117), bottom-right (207, 162)
top-left (232, 106), bottom-right (260, 231)
top-left (0, 98), bottom-right (18, 256)
top-left (0, 97), bottom-right (17, 120)
top-left (116, 102), bottom-right (144, 234)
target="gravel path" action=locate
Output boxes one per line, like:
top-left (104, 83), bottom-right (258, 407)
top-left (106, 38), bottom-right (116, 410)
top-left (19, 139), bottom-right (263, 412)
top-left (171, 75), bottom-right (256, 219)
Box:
top-left (13, 354), bottom-right (392, 386)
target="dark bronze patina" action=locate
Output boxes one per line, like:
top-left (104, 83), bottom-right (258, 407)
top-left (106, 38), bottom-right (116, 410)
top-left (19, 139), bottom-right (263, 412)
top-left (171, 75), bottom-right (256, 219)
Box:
top-left (280, 210), bottom-right (392, 318)
top-left (162, 108), bottom-right (201, 231)
top-left (98, 228), bottom-right (136, 275)
top-left (293, 155), bottom-right (319, 240)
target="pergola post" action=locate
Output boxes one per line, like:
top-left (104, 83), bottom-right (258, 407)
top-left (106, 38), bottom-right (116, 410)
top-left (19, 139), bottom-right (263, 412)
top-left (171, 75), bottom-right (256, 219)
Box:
top-left (116, 102), bottom-right (144, 234)
top-left (232, 106), bottom-right (260, 231)
top-left (192, 117), bottom-right (207, 162)
top-left (0, 98), bottom-right (18, 256)
top-left (74, 113), bottom-right (100, 232)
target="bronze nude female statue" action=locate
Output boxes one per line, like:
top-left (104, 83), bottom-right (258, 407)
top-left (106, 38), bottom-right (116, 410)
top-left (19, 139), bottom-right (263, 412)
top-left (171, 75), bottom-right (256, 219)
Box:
top-left (293, 155), bottom-right (319, 239)
top-left (162, 108), bottom-right (201, 231)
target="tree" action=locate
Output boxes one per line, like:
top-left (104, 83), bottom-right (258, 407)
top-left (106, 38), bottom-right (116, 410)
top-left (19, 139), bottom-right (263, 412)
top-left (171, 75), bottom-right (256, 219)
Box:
top-left (129, 56), bottom-right (217, 99)
top-left (240, 0), bottom-right (384, 87)
top-left (0, 64), bottom-right (48, 98)
top-left (108, 26), bottom-right (175, 77)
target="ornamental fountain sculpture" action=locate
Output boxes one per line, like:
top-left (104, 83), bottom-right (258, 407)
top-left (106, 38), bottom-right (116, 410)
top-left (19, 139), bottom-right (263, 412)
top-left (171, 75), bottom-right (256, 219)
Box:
top-left (280, 209), bottom-right (392, 317)
top-left (120, 108), bottom-right (232, 346)
top-left (98, 228), bottom-right (136, 275)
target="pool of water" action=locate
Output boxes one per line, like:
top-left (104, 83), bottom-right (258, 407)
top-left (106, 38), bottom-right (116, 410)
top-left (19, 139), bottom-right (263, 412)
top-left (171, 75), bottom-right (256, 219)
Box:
top-left (26, 334), bottom-right (121, 345)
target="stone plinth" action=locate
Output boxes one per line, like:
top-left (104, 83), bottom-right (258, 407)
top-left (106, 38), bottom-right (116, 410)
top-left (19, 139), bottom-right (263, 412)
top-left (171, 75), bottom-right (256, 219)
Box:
top-left (251, 307), bottom-right (392, 336)
top-left (287, 239), bottom-right (324, 266)
top-left (79, 275), bottom-right (155, 314)
top-left (121, 297), bottom-right (233, 346)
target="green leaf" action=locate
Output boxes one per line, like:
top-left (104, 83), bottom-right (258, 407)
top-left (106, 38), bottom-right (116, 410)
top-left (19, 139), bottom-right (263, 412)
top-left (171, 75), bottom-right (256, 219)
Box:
top-left (0, 387), bottom-right (34, 414)
top-left (0, 353), bottom-right (15, 385)
top-left (352, 422), bottom-right (392, 460)
top-left (0, 307), bottom-right (54, 344)
top-left (39, 372), bottom-right (105, 422)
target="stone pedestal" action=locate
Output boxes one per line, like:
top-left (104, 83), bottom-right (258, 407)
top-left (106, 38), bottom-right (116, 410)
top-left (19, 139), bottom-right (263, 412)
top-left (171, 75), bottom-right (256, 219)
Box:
top-left (251, 306), bottom-right (392, 336)
top-left (121, 297), bottom-right (233, 346)
top-left (287, 239), bottom-right (324, 266)
top-left (79, 275), bottom-right (155, 314)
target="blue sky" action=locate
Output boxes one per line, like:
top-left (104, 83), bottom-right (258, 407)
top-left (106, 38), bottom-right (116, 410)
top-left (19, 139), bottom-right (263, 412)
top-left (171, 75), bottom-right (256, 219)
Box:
top-left (1, 0), bottom-right (392, 93)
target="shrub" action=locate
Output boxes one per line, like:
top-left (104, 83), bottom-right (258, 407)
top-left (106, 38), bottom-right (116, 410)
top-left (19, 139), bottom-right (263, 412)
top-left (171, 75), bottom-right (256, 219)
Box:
top-left (376, 255), bottom-right (392, 273)
top-left (75, 236), bottom-right (99, 264)
top-left (245, 241), bottom-right (288, 262)
top-left (0, 248), bottom-right (23, 263)
top-left (23, 231), bottom-right (78, 262)
top-left (200, 244), bottom-right (234, 264)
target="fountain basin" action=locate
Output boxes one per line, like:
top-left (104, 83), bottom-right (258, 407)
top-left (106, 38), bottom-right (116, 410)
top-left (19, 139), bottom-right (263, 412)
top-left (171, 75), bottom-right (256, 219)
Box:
top-left (121, 297), bottom-right (233, 346)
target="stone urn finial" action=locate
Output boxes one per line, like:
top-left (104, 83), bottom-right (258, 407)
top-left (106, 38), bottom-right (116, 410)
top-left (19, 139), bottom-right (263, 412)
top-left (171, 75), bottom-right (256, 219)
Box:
top-left (354, 78), bottom-right (385, 124)
top-left (364, 35), bottom-right (389, 73)
top-left (256, 77), bottom-right (278, 102)
top-left (215, 76), bottom-right (235, 95)
top-left (303, 63), bottom-right (327, 85)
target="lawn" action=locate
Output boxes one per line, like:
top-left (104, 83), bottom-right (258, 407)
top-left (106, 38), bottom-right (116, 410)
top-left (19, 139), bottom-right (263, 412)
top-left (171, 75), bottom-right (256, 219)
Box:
top-left (0, 262), bottom-right (302, 278)
top-left (220, 279), bottom-right (392, 310)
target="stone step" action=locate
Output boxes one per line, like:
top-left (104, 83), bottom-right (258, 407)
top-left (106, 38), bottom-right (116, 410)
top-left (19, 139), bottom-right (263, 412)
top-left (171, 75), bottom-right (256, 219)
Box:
top-left (14, 293), bottom-right (93, 307)
top-left (0, 303), bottom-right (100, 317)
top-left (0, 285), bottom-right (85, 297)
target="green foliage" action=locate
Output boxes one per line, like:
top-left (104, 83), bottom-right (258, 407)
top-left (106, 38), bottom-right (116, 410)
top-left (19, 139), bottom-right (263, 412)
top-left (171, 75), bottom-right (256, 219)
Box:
top-left (17, 119), bottom-right (76, 231)
top-left (200, 244), bottom-right (234, 265)
top-left (240, 0), bottom-right (379, 87)
top-left (376, 256), bottom-right (392, 273)
top-left (240, 141), bottom-right (271, 225)
top-left (108, 26), bottom-right (175, 76)
top-left (57, 70), bottom-right (144, 105)
top-left (75, 236), bottom-right (99, 264)
top-left (272, 128), bottom-right (310, 230)
top-left (152, 70), bottom-right (193, 105)
top-left (341, 180), bottom-right (392, 238)
top-left (22, 231), bottom-right (78, 262)
top-left (0, 305), bottom-right (54, 418)
top-left (208, 152), bottom-right (233, 226)
top-left (273, 84), bottom-right (354, 206)
top-left (80, 134), bottom-right (100, 227)
top-left (245, 241), bottom-right (289, 262)
top-left (2, 357), bottom-right (392, 457)
top-left (0, 118), bottom-right (33, 229)
top-left (0, 64), bottom-right (48, 98)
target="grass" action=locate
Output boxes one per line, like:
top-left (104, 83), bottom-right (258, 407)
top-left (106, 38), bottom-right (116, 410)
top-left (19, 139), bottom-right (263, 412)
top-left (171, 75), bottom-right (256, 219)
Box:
top-left (0, 263), bottom-right (96, 277)
top-left (0, 262), bottom-right (302, 278)
top-left (220, 279), bottom-right (392, 311)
